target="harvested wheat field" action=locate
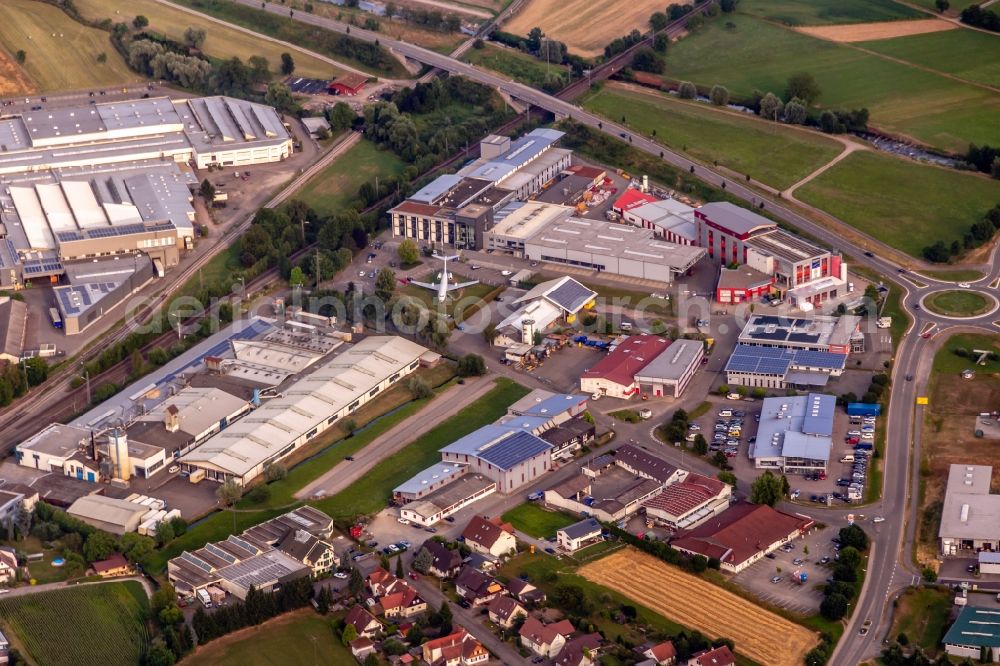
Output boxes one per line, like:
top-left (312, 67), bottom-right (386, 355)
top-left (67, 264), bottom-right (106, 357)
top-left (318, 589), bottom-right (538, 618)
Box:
top-left (796, 18), bottom-right (955, 42)
top-left (505, 0), bottom-right (685, 57)
top-left (579, 548), bottom-right (819, 666)
top-left (0, 48), bottom-right (35, 96)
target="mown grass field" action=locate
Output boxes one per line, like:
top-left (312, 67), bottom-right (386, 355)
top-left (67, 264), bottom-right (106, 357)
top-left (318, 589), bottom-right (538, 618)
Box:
top-left (462, 43), bottom-right (567, 90)
top-left (662, 13), bottom-right (1000, 153)
top-left (185, 609), bottom-right (351, 666)
top-left (311, 378), bottom-right (529, 518)
top-left (502, 502), bottom-right (576, 538)
top-left (296, 139), bottom-right (407, 217)
top-left (860, 28), bottom-right (1000, 88)
top-left (741, 0), bottom-right (923, 25)
top-left (795, 151), bottom-right (1000, 258)
top-left (0, 582), bottom-right (149, 666)
top-left (584, 84), bottom-right (843, 190)
top-left (73, 0), bottom-right (337, 79)
top-left (888, 587), bottom-right (952, 655)
top-left (0, 0), bottom-right (139, 91)
top-left (310, 2), bottom-right (466, 54)
top-left (924, 290), bottom-right (994, 317)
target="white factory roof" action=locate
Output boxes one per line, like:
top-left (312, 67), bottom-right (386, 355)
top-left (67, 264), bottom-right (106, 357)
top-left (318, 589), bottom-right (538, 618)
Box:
top-left (15, 423), bottom-right (92, 459)
top-left (139, 387), bottom-right (249, 436)
top-left (66, 495), bottom-right (148, 529)
top-left (180, 337), bottom-right (428, 479)
top-left (940, 464), bottom-right (1000, 541)
top-left (489, 201), bottom-right (575, 241)
top-left (634, 339), bottom-right (704, 382)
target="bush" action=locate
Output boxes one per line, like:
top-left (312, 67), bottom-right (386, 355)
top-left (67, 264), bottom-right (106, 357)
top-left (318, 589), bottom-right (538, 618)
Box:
top-left (457, 354), bottom-right (486, 377)
top-left (678, 81), bottom-right (697, 99)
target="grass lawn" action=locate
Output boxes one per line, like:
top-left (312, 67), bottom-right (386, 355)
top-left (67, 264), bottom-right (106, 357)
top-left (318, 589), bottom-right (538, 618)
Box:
top-left (296, 139), bottom-right (407, 217)
top-left (398, 279), bottom-right (499, 320)
top-left (931, 333), bottom-right (1000, 376)
top-left (0, 0), bottom-right (139, 91)
top-left (72, 0), bottom-right (337, 78)
top-left (923, 290), bottom-right (994, 317)
top-left (165, 0), bottom-right (408, 77)
top-left (572, 279), bottom-right (670, 316)
top-left (310, 2), bottom-right (466, 54)
top-left (584, 84), bottom-right (842, 190)
top-left (185, 609), bottom-right (349, 666)
top-left (860, 28), bottom-right (1000, 89)
top-left (662, 13), bottom-right (1000, 153)
top-left (920, 268), bottom-right (986, 282)
top-left (795, 151), bottom-right (1000, 259)
top-left (0, 581), bottom-right (149, 666)
top-left (311, 378), bottom-right (529, 518)
top-left (462, 43), bottom-right (567, 91)
top-left (740, 0), bottom-right (923, 25)
top-left (502, 503), bottom-right (576, 538)
top-left (888, 586), bottom-right (952, 654)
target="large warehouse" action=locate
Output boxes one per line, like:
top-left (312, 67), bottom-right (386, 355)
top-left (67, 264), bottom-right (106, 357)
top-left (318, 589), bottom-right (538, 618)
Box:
top-left (738, 314), bottom-right (863, 354)
top-left (581, 335), bottom-right (703, 399)
top-left (724, 344), bottom-right (847, 389)
top-left (179, 336), bottom-right (431, 485)
top-left (0, 95), bottom-right (292, 291)
top-left (750, 393), bottom-right (835, 473)
top-left (939, 464), bottom-right (1000, 555)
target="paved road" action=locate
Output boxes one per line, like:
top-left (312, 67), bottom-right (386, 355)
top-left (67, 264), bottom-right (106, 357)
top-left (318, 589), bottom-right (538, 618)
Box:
top-left (294, 375), bottom-right (495, 500)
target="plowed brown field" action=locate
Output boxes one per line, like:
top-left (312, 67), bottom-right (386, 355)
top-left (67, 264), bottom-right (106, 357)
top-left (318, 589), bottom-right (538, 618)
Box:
top-left (0, 48), bottom-right (34, 96)
top-left (579, 548), bottom-right (819, 666)
top-left (795, 18), bottom-right (955, 42)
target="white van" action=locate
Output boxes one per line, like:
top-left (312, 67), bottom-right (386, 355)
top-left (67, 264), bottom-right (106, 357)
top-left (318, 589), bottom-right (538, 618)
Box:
top-left (718, 409), bottom-right (733, 417)
top-left (861, 432), bottom-right (875, 441)
top-left (727, 393), bottom-right (742, 400)
top-left (841, 455), bottom-right (855, 463)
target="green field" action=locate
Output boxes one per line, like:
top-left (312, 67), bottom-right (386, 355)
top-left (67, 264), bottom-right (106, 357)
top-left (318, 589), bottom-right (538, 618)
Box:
top-left (920, 268), bottom-right (986, 282)
top-left (662, 13), bottom-right (1000, 153)
top-left (861, 28), bottom-right (1000, 88)
top-left (888, 587), bottom-right (952, 654)
top-left (165, 0), bottom-right (409, 77)
top-left (584, 85), bottom-right (842, 190)
top-left (0, 582), bottom-right (149, 666)
top-left (311, 378), bottom-right (529, 518)
top-left (73, 0), bottom-right (338, 79)
top-left (924, 290), bottom-right (995, 317)
top-left (741, 0), bottom-right (923, 25)
top-left (0, 0), bottom-right (139, 91)
top-left (297, 139), bottom-right (407, 217)
top-left (462, 43), bottom-right (567, 91)
top-left (931, 333), bottom-right (1000, 375)
top-left (796, 151), bottom-right (1000, 258)
top-left (906, 0), bottom-right (980, 12)
top-left (186, 610), bottom-right (351, 666)
top-left (502, 503), bottom-right (576, 538)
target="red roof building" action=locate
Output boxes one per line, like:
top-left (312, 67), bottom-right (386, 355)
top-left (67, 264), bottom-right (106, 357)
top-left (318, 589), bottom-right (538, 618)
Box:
top-left (671, 502), bottom-right (814, 573)
top-left (580, 335), bottom-right (672, 399)
top-left (612, 187), bottom-right (659, 216)
top-left (91, 552), bottom-right (133, 578)
top-left (644, 640), bottom-right (678, 665)
top-left (421, 626), bottom-right (489, 666)
top-left (688, 645), bottom-right (735, 666)
top-left (328, 73), bottom-right (368, 96)
top-left (642, 473), bottom-right (732, 530)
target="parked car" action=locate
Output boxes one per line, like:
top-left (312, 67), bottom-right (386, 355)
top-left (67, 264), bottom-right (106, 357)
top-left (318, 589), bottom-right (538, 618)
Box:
top-left (771, 576), bottom-right (782, 584)
top-left (334, 572), bottom-right (349, 579)
top-left (397, 517), bottom-right (411, 525)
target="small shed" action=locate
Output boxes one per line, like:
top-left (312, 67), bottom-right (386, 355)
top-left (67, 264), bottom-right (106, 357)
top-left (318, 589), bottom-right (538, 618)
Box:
top-left (301, 116), bottom-right (331, 138)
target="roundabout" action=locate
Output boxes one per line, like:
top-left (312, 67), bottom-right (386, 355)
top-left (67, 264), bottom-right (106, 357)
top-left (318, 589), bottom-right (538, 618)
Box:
top-left (920, 289), bottom-right (997, 319)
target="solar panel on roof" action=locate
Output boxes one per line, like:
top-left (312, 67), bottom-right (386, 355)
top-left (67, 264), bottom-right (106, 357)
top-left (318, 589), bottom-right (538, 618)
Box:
top-left (227, 534), bottom-right (257, 553)
top-left (181, 551), bottom-right (213, 573)
top-left (205, 542), bottom-right (238, 565)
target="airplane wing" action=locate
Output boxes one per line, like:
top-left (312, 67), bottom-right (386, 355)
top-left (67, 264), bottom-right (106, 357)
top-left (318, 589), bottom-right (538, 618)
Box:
top-left (448, 280), bottom-right (480, 291)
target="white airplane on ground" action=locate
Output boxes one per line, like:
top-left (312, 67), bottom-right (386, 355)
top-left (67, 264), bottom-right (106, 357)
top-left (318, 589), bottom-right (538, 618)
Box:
top-left (408, 254), bottom-right (479, 300)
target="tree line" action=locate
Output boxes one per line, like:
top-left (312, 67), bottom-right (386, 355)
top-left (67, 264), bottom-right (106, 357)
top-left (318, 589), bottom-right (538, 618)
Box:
top-left (922, 203), bottom-right (1000, 262)
top-left (190, 577), bottom-right (315, 645)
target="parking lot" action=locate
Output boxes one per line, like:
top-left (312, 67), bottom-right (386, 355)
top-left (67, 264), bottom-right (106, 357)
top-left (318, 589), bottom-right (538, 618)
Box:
top-left (732, 525), bottom-right (838, 615)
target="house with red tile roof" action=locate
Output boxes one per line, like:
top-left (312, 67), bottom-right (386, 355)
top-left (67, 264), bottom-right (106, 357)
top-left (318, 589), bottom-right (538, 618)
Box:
top-left (519, 617), bottom-right (576, 658)
top-left (344, 604), bottom-right (382, 639)
top-left (91, 552), bottom-right (134, 578)
top-left (643, 472), bottom-right (732, 530)
top-left (555, 632), bottom-right (603, 666)
top-left (366, 567), bottom-right (396, 596)
top-left (487, 595), bottom-right (527, 629)
top-left (580, 335), bottom-right (672, 399)
top-left (671, 502), bottom-right (813, 573)
top-left (643, 640), bottom-right (678, 665)
top-left (421, 626), bottom-right (489, 666)
top-left (687, 645), bottom-right (735, 666)
top-left (379, 580), bottom-right (427, 620)
top-left (461, 516), bottom-right (516, 558)
top-left (349, 636), bottom-right (375, 661)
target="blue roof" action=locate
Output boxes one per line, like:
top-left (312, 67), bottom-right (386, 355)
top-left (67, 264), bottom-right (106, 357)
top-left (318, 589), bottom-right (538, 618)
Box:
top-left (498, 415), bottom-right (552, 433)
top-left (980, 552), bottom-right (1000, 564)
top-left (464, 128), bottom-right (564, 182)
top-left (944, 606), bottom-right (1000, 648)
top-left (393, 462), bottom-right (466, 495)
top-left (847, 402), bottom-right (881, 416)
top-left (725, 344), bottom-right (846, 376)
top-left (781, 431), bottom-right (832, 460)
top-left (801, 393), bottom-right (836, 436)
top-left (752, 393), bottom-right (836, 463)
top-left (441, 426), bottom-right (552, 470)
top-left (517, 393), bottom-right (587, 418)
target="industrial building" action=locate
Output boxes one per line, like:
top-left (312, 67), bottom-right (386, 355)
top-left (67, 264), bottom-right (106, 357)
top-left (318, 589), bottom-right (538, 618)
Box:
top-left (939, 464), bottom-right (1000, 555)
top-left (66, 494), bottom-right (150, 535)
top-left (439, 427), bottom-right (553, 494)
top-left (724, 344), bottom-right (847, 389)
top-left (0, 297), bottom-right (27, 362)
top-left (179, 336), bottom-right (432, 485)
top-left (695, 202), bottom-right (848, 308)
top-left (750, 394), bottom-right (835, 473)
top-left (738, 314), bottom-right (863, 354)
top-left (943, 606), bottom-right (1000, 663)
top-left (493, 276), bottom-right (596, 346)
top-left (715, 266), bottom-right (775, 305)
top-left (632, 338), bottom-right (704, 398)
top-left (581, 335), bottom-right (703, 400)
top-left (618, 195), bottom-right (698, 245)
top-left (671, 502), bottom-right (814, 573)
top-left (642, 472), bottom-right (732, 530)
top-left (398, 473), bottom-right (498, 527)
top-left (167, 506), bottom-right (335, 600)
top-left (388, 129), bottom-right (568, 250)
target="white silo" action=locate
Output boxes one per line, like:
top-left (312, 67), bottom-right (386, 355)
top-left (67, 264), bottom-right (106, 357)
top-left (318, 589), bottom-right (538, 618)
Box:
top-left (107, 428), bottom-right (132, 482)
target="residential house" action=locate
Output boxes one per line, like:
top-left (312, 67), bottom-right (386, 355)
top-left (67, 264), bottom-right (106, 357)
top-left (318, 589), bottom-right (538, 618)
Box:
top-left (0, 547), bottom-right (17, 584)
top-left (418, 540), bottom-right (462, 578)
top-left (454, 566), bottom-right (503, 606)
top-left (367, 567), bottom-right (397, 597)
top-left (275, 528), bottom-right (338, 576)
top-left (380, 580), bottom-right (427, 620)
top-left (91, 552), bottom-right (134, 578)
top-left (421, 626), bottom-right (489, 666)
top-left (344, 604), bottom-right (382, 639)
top-left (557, 518), bottom-right (603, 553)
top-left (488, 595), bottom-right (527, 629)
top-left (350, 636), bottom-right (375, 661)
top-left (462, 516), bottom-right (517, 558)
top-left (643, 641), bottom-right (678, 665)
top-left (688, 646), bottom-right (735, 666)
top-left (520, 617), bottom-right (575, 658)
top-left (507, 577), bottom-right (546, 605)
top-left (555, 633), bottom-right (603, 666)
top-left (464, 552), bottom-right (497, 572)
